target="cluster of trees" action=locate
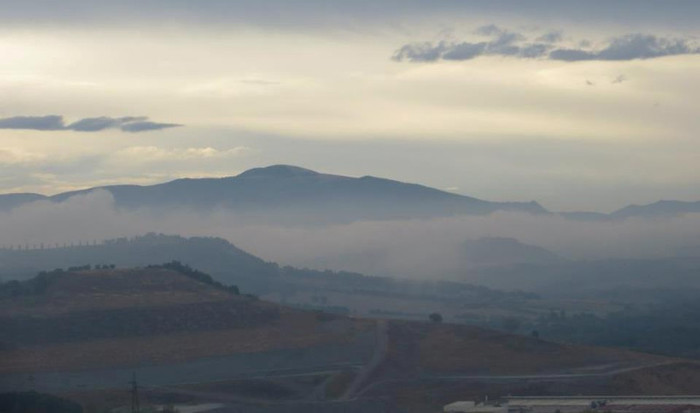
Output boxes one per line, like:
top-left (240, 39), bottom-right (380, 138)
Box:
top-left (0, 261), bottom-right (240, 300)
top-left (528, 299), bottom-right (700, 358)
top-left (0, 270), bottom-right (58, 298)
top-left (148, 261), bottom-right (240, 295)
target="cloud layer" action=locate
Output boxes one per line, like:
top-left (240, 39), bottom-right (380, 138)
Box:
top-left (0, 115), bottom-right (181, 133)
top-left (0, 191), bottom-right (699, 282)
top-left (393, 27), bottom-right (700, 62)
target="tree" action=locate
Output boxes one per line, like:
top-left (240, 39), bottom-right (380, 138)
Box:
top-left (429, 312), bottom-right (443, 323)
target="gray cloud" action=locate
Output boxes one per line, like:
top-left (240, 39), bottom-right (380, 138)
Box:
top-left (442, 42), bottom-right (487, 61)
top-left (0, 115), bottom-right (64, 131)
top-left (394, 25), bottom-right (544, 62)
top-left (120, 121), bottom-right (182, 133)
top-left (393, 42), bottom-right (449, 62)
top-left (67, 116), bottom-right (148, 132)
top-left (394, 30), bottom-right (700, 63)
top-left (549, 34), bottom-right (700, 61)
top-left (0, 115), bottom-right (181, 133)
top-left (537, 31), bottom-right (563, 43)
top-left (393, 25), bottom-right (550, 62)
top-left (474, 24), bottom-right (504, 37)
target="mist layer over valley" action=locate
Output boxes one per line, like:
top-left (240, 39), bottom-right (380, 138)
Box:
top-left (0, 166), bottom-right (698, 293)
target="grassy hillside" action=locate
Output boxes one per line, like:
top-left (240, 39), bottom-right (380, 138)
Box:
top-left (381, 321), bottom-right (665, 377)
top-left (0, 266), bottom-right (377, 376)
top-left (0, 266), bottom-right (280, 347)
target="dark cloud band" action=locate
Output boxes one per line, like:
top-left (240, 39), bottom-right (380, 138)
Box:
top-left (393, 28), bottom-right (700, 63)
top-left (0, 115), bottom-right (181, 133)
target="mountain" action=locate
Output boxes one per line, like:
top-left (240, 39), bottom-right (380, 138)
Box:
top-left (1, 165), bottom-right (697, 222)
top-left (0, 193), bottom-right (46, 211)
top-left (0, 165), bottom-right (546, 222)
top-left (611, 200), bottom-right (700, 219)
top-left (561, 200), bottom-right (700, 221)
top-left (461, 237), bottom-right (564, 268)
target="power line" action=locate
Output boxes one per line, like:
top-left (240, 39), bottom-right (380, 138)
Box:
top-left (130, 372), bottom-right (140, 413)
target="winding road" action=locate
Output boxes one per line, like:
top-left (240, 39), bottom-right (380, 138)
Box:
top-left (340, 320), bottom-right (389, 400)
top-left (355, 361), bottom-right (680, 397)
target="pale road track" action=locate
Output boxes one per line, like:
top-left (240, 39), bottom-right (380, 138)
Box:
top-left (136, 342), bottom-right (678, 407)
top-left (340, 319), bottom-right (389, 400)
top-left (137, 360), bottom-right (677, 408)
top-left (355, 361), bottom-right (680, 397)
top-left (152, 318), bottom-right (389, 404)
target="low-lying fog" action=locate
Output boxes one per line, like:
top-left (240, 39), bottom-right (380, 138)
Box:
top-left (1, 190), bottom-right (699, 279)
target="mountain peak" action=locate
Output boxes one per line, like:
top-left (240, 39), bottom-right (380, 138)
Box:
top-left (237, 165), bottom-right (320, 178)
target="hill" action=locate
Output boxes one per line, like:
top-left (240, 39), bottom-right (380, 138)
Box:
top-left (461, 237), bottom-right (564, 268)
top-left (0, 266), bottom-right (376, 375)
top-left (0, 233), bottom-right (538, 312)
top-left (3, 266), bottom-right (700, 413)
top-left (360, 321), bottom-right (693, 411)
top-left (0, 165), bottom-right (545, 223)
top-left (0, 234), bottom-right (279, 291)
top-left (610, 200), bottom-right (700, 219)
top-left (1, 165), bottom-right (698, 221)
top-left (0, 264), bottom-right (275, 347)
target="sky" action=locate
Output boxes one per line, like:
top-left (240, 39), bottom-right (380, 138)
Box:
top-left (1, 1), bottom-right (699, 212)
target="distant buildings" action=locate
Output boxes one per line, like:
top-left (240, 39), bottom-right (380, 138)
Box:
top-left (445, 397), bottom-right (700, 413)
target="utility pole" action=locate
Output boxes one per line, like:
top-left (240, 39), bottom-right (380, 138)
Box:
top-left (130, 372), bottom-right (140, 413)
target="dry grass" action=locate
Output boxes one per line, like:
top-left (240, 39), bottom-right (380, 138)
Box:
top-left (383, 321), bottom-right (667, 376)
top-left (0, 311), bottom-right (375, 374)
top-left (0, 269), bottom-right (234, 317)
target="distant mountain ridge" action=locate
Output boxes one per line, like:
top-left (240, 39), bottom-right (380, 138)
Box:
top-left (610, 200), bottom-right (700, 219)
top-left (462, 237), bottom-right (564, 268)
top-left (0, 165), bottom-right (546, 223)
top-left (0, 165), bottom-right (697, 221)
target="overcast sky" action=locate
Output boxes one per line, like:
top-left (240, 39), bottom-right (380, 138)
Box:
top-left (1, 0), bottom-right (699, 212)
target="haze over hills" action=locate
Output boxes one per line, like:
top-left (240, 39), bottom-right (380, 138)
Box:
top-left (0, 234), bottom-right (542, 320)
top-left (2, 233), bottom-right (699, 308)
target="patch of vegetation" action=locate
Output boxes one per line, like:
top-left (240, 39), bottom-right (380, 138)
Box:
top-left (0, 261), bottom-right (240, 300)
top-left (0, 270), bottom-right (61, 298)
top-left (148, 261), bottom-right (240, 295)
top-left (528, 299), bottom-right (700, 358)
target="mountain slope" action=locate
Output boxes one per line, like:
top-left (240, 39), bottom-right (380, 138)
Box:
top-left (0, 234), bottom-right (280, 292)
top-left (0, 193), bottom-right (47, 210)
top-left (611, 200), bottom-right (700, 219)
top-left (1, 165), bottom-right (697, 221)
top-left (1, 165), bottom-right (547, 222)
top-left (461, 237), bottom-right (564, 268)
top-left (0, 266), bottom-right (377, 380)
top-left (0, 266), bottom-right (278, 347)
